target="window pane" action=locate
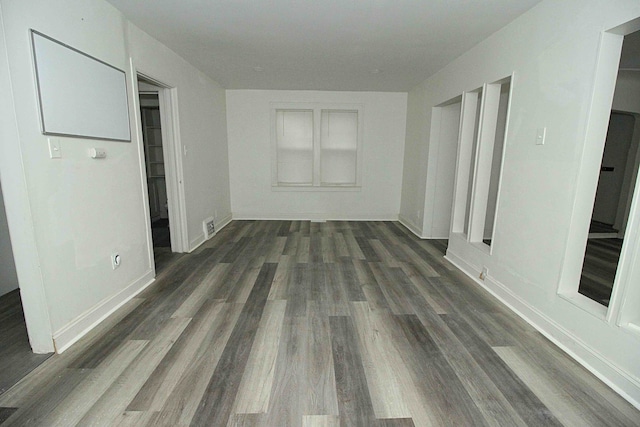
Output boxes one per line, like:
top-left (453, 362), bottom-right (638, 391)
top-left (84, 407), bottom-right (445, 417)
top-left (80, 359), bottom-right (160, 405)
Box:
top-left (277, 110), bottom-right (313, 185)
top-left (321, 110), bottom-right (357, 185)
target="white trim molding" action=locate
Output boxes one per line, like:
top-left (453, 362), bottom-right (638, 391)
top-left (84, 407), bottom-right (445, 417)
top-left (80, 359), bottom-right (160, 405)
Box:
top-left (398, 214), bottom-right (425, 238)
top-left (232, 212), bottom-right (398, 221)
top-left (52, 269), bottom-right (155, 353)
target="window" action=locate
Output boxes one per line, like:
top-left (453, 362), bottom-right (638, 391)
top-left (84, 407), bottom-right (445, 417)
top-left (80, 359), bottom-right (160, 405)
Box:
top-left (275, 110), bottom-right (314, 185)
top-left (272, 103), bottom-right (363, 189)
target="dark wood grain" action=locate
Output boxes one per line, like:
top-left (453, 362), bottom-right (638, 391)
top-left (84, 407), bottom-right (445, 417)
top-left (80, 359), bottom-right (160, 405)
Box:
top-left (0, 408), bottom-right (17, 424)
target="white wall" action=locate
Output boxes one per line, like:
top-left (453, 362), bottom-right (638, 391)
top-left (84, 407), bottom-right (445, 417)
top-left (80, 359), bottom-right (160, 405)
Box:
top-left (427, 101), bottom-right (461, 238)
top-left (128, 25), bottom-right (232, 247)
top-left (227, 90), bottom-right (407, 220)
top-left (0, 180), bottom-right (19, 297)
top-left (399, 82), bottom-right (429, 234)
top-left (400, 0), bottom-right (640, 406)
top-left (613, 70), bottom-right (640, 113)
top-left (0, 0), bottom-right (230, 352)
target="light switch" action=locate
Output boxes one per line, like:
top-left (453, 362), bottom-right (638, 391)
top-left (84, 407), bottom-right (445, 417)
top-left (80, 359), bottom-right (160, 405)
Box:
top-left (48, 137), bottom-right (61, 159)
top-left (536, 127), bottom-right (546, 145)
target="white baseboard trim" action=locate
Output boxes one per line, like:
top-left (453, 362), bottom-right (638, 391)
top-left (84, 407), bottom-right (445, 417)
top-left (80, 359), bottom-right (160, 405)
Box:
top-left (53, 269), bottom-right (155, 353)
top-left (445, 250), bottom-right (640, 410)
top-left (189, 233), bottom-right (206, 253)
top-left (232, 212), bottom-right (399, 221)
top-left (188, 213), bottom-right (234, 253)
top-left (398, 214), bottom-right (424, 238)
top-left (215, 213), bottom-right (232, 233)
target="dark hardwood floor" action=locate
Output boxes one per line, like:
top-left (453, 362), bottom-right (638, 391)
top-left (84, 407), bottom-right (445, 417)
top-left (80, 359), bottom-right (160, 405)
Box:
top-left (153, 246), bottom-right (183, 277)
top-left (0, 221), bottom-right (638, 426)
top-left (0, 290), bottom-right (51, 398)
top-left (151, 218), bottom-right (171, 248)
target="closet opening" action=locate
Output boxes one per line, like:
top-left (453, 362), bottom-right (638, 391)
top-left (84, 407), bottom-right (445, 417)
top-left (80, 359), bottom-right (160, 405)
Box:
top-left (136, 75), bottom-right (186, 274)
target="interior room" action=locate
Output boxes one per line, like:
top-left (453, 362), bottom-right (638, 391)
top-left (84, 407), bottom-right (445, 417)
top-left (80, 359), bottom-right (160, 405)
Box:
top-left (0, 0), bottom-right (639, 425)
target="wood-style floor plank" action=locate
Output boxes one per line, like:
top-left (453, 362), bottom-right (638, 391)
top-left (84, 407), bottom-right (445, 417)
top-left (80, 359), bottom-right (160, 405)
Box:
top-left (234, 300), bottom-right (287, 414)
top-left (190, 263), bottom-right (276, 426)
top-left (0, 220), bottom-right (637, 426)
top-left (329, 316), bottom-right (376, 426)
top-left (442, 313), bottom-right (563, 427)
top-left (305, 301), bottom-right (339, 417)
top-left (0, 291), bottom-right (51, 396)
top-left (150, 302), bottom-right (243, 426)
top-left (349, 302), bottom-right (411, 419)
top-left (44, 340), bottom-right (148, 426)
top-left (76, 318), bottom-right (190, 426)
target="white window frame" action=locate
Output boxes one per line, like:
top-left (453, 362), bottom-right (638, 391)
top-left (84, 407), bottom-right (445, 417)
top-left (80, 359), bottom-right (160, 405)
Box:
top-left (270, 102), bottom-right (364, 191)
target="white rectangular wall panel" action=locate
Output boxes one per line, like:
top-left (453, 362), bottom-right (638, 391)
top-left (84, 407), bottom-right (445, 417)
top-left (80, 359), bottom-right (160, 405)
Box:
top-left (31, 30), bottom-right (130, 141)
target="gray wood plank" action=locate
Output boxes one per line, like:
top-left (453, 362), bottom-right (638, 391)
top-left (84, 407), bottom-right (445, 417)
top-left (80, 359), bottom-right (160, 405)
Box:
top-left (442, 313), bottom-right (563, 427)
top-left (329, 316), bottom-right (376, 426)
top-left (234, 300), bottom-right (287, 414)
top-left (1, 220), bottom-right (637, 426)
top-left (393, 314), bottom-right (488, 426)
top-left (190, 263), bottom-right (276, 426)
top-left (305, 301), bottom-right (339, 416)
top-left (0, 408), bottom-right (17, 424)
top-left (262, 316), bottom-right (307, 427)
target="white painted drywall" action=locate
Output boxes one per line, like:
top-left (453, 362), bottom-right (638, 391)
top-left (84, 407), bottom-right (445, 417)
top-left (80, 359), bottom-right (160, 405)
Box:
top-left (401, 0), bottom-right (640, 406)
top-left (226, 90), bottom-right (407, 220)
top-left (428, 101), bottom-right (461, 238)
top-left (613, 70), bottom-right (640, 114)
top-left (128, 25), bottom-right (232, 249)
top-left (399, 82), bottom-right (429, 233)
top-left (0, 180), bottom-right (19, 297)
top-left (0, 8), bottom-right (53, 352)
top-left (0, 0), bottom-right (230, 351)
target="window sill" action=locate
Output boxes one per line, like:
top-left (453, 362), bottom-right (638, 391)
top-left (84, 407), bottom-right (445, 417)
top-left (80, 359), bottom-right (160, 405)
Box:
top-left (272, 185), bottom-right (362, 192)
top-left (557, 291), bottom-right (608, 320)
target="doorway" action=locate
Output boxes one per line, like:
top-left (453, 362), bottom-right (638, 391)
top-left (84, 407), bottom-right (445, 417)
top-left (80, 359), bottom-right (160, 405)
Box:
top-left (136, 75), bottom-right (186, 273)
top-left (577, 30), bottom-right (640, 307)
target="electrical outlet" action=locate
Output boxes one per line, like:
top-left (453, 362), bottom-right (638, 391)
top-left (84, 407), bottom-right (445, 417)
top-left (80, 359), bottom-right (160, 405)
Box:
top-left (111, 253), bottom-right (121, 270)
top-left (479, 266), bottom-right (488, 280)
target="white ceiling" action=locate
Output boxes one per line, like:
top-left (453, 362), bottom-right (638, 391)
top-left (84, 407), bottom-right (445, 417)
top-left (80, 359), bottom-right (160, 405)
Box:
top-left (107, 0), bottom-right (542, 91)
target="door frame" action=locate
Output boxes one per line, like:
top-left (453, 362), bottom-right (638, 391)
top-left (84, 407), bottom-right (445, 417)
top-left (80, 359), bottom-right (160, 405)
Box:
top-left (131, 61), bottom-right (188, 260)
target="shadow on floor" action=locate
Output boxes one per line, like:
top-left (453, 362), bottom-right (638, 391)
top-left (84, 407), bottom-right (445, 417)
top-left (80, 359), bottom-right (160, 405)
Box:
top-left (0, 290), bottom-right (51, 397)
